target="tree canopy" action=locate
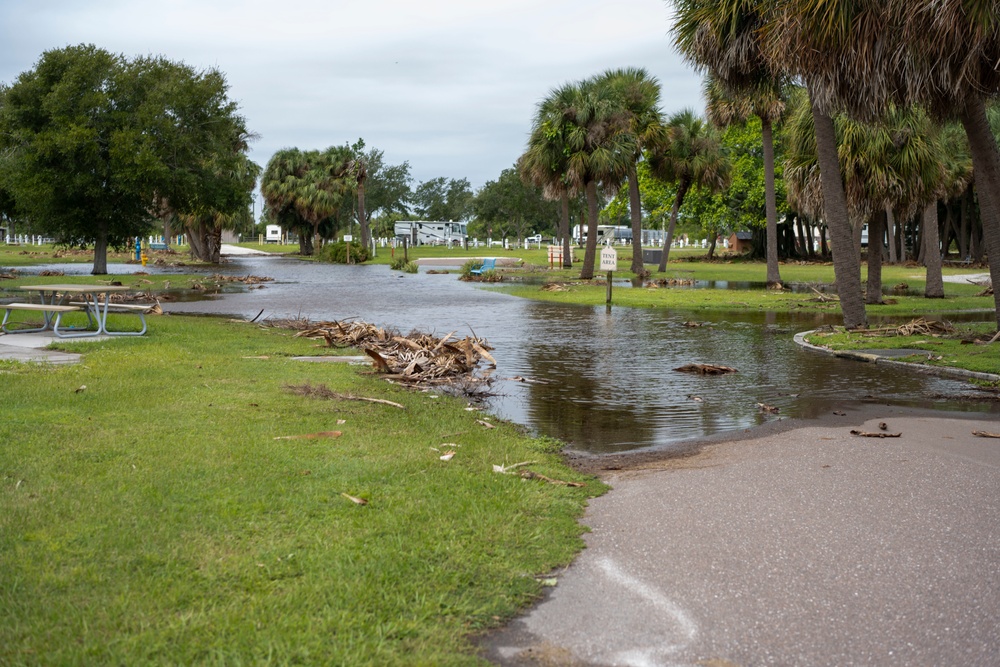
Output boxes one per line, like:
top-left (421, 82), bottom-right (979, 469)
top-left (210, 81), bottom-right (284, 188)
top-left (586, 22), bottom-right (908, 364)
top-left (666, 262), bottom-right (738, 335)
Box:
top-left (0, 44), bottom-right (256, 273)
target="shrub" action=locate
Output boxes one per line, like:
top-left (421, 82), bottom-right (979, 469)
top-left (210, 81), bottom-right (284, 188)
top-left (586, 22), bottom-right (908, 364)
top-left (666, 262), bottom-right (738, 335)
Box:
top-left (460, 259), bottom-right (483, 279)
top-left (390, 256), bottom-right (419, 273)
top-left (320, 242), bottom-right (369, 264)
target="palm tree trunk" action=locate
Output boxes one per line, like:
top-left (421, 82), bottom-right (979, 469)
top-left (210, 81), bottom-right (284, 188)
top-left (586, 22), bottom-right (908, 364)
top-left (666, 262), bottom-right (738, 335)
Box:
top-left (186, 220), bottom-right (207, 261)
top-left (795, 214), bottom-right (807, 256)
top-left (658, 179), bottom-right (690, 273)
top-left (922, 203), bottom-right (945, 298)
top-left (761, 116), bottom-right (781, 287)
top-left (959, 187), bottom-right (970, 259)
top-left (560, 193), bottom-right (572, 269)
top-left (886, 207), bottom-right (898, 264)
top-left (810, 93), bottom-right (867, 329)
top-left (580, 180), bottom-right (600, 280)
top-left (357, 178), bottom-right (369, 249)
top-left (958, 97), bottom-right (1000, 328)
top-left (627, 167), bottom-right (644, 274)
top-left (865, 211), bottom-right (884, 304)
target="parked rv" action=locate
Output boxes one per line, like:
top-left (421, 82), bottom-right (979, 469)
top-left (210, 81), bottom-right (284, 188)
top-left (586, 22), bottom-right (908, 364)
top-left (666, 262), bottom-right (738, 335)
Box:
top-left (394, 221), bottom-right (468, 246)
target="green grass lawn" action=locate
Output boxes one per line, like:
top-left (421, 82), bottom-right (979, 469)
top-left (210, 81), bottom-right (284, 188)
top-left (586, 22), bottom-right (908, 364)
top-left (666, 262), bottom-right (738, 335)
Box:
top-left (499, 272), bottom-right (991, 319)
top-left (803, 323), bottom-right (1000, 376)
top-left (0, 315), bottom-right (602, 665)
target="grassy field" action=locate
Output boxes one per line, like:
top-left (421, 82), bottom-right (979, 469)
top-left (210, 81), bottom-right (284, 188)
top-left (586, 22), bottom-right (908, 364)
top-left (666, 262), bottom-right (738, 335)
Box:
top-left (498, 269), bottom-right (991, 320)
top-left (0, 316), bottom-right (602, 665)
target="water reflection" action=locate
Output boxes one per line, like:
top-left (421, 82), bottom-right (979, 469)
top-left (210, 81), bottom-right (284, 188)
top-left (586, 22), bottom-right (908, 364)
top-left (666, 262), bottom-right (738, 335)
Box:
top-left (15, 256), bottom-right (993, 453)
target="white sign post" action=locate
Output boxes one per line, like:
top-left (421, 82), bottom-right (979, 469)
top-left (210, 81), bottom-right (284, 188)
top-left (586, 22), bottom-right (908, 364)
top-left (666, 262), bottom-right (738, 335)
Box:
top-left (343, 235), bottom-right (353, 264)
top-left (600, 246), bottom-right (617, 304)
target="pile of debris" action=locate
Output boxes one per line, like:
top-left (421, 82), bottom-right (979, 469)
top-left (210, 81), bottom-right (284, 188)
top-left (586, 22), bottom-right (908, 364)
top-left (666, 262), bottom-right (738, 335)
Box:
top-left (274, 319), bottom-right (497, 388)
top-left (860, 318), bottom-right (955, 337)
top-left (646, 277), bottom-right (695, 287)
top-left (209, 273), bottom-right (273, 285)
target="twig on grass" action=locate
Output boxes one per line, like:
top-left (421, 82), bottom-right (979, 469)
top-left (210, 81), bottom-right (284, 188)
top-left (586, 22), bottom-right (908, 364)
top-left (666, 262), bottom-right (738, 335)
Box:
top-left (285, 382), bottom-right (405, 409)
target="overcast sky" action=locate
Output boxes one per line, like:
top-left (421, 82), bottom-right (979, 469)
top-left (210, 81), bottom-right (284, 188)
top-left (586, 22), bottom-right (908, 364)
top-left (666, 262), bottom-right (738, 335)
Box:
top-left (0, 0), bottom-right (705, 192)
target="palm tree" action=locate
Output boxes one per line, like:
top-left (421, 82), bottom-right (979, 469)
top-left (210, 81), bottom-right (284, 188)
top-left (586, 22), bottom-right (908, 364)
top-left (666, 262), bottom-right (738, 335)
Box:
top-left (546, 80), bottom-right (633, 279)
top-left (261, 147), bottom-right (353, 255)
top-left (647, 109), bottom-right (731, 272)
top-left (351, 155), bottom-right (369, 249)
top-left (841, 105), bottom-right (943, 301)
top-left (520, 88), bottom-right (579, 269)
top-left (759, 0), bottom-right (889, 328)
top-left (592, 68), bottom-right (665, 274)
top-left (672, 0), bottom-right (786, 287)
top-left (703, 75), bottom-right (786, 286)
top-left (895, 1), bottom-right (1000, 326)
top-left (763, 0), bottom-right (1000, 326)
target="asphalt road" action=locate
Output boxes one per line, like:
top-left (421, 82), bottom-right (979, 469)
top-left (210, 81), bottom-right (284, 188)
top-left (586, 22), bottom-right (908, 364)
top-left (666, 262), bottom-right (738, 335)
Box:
top-left (482, 408), bottom-right (1000, 667)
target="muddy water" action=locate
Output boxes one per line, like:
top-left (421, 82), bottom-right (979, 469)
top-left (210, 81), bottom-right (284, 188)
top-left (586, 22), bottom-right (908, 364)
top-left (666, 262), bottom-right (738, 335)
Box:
top-left (17, 256), bottom-right (997, 453)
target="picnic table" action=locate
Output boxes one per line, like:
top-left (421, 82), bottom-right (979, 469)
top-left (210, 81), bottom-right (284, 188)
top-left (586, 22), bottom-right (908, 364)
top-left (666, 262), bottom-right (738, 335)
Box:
top-left (2, 284), bottom-right (147, 337)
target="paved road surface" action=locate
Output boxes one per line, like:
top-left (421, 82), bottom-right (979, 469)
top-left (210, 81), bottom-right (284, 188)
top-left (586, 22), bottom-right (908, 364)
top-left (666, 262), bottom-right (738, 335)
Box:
top-left (482, 408), bottom-right (1000, 666)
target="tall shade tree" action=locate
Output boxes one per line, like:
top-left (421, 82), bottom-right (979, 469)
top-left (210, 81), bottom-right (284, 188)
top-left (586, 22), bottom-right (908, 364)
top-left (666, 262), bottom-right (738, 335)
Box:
top-left (672, 0), bottom-right (787, 287)
top-left (475, 166), bottom-right (559, 241)
top-left (648, 109), bottom-right (731, 272)
top-left (592, 68), bottom-right (665, 274)
top-left (412, 177), bottom-right (474, 222)
top-left (125, 56), bottom-right (259, 264)
top-left (0, 45), bottom-right (255, 274)
top-left (349, 145), bottom-right (412, 238)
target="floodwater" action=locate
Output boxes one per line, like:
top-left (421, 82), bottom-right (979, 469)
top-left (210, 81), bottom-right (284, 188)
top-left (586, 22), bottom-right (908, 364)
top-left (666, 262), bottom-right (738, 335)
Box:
top-left (13, 256), bottom-right (998, 453)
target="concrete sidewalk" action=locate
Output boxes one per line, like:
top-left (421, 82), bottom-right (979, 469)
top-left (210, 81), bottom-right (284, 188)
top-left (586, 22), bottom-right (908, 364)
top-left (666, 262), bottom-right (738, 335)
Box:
top-left (0, 331), bottom-right (110, 363)
top-left (482, 409), bottom-right (1000, 666)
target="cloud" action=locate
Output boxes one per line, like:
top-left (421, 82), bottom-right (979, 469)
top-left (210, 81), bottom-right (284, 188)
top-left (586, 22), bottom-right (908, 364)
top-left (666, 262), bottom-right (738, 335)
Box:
top-left (0, 0), bottom-right (704, 189)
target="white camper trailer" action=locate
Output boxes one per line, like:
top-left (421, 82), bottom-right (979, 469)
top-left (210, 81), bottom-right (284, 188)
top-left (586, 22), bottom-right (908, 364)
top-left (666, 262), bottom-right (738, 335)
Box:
top-left (264, 225), bottom-right (282, 243)
top-left (394, 221), bottom-right (467, 246)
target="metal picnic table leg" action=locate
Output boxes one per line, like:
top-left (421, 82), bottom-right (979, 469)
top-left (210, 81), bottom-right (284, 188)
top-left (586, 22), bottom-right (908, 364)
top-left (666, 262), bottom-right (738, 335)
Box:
top-left (52, 291), bottom-right (101, 338)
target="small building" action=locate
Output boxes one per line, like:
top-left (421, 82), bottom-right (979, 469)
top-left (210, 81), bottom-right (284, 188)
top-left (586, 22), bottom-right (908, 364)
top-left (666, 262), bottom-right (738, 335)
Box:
top-left (728, 231), bottom-right (754, 254)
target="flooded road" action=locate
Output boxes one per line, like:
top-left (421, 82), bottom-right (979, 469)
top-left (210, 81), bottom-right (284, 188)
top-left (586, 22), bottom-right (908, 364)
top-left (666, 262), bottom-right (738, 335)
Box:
top-left (18, 256), bottom-right (998, 453)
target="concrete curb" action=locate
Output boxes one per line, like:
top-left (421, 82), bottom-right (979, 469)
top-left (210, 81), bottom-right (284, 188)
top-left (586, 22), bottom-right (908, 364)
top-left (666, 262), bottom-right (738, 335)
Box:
top-left (794, 329), bottom-right (1000, 383)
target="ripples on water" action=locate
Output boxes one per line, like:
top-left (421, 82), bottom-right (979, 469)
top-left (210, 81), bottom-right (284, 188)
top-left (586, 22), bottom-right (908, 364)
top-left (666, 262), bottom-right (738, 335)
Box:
top-left (14, 257), bottom-right (997, 453)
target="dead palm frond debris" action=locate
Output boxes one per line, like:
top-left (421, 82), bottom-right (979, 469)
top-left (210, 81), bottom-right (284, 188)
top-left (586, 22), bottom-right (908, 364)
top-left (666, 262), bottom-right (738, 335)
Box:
top-left (272, 319), bottom-right (497, 388)
top-left (674, 363), bottom-right (738, 375)
top-left (850, 429), bottom-right (901, 438)
top-left (857, 318), bottom-right (956, 338)
top-left (285, 382), bottom-right (406, 409)
top-left (209, 273), bottom-right (273, 285)
top-left (806, 287), bottom-right (839, 302)
top-left (647, 278), bottom-right (695, 287)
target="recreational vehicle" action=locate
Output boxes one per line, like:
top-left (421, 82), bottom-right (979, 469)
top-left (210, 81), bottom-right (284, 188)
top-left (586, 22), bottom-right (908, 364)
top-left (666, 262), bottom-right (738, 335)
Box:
top-left (394, 221), bottom-right (468, 246)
